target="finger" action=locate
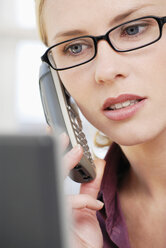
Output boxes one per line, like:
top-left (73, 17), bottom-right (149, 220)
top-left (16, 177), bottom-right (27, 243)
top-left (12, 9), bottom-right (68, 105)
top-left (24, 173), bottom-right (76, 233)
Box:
top-left (63, 144), bottom-right (83, 178)
top-left (68, 194), bottom-right (104, 210)
top-left (80, 158), bottom-right (106, 199)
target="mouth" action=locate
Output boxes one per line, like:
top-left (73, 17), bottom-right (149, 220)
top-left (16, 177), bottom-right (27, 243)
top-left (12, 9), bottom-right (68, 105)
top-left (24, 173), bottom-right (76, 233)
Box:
top-left (102, 94), bottom-right (147, 121)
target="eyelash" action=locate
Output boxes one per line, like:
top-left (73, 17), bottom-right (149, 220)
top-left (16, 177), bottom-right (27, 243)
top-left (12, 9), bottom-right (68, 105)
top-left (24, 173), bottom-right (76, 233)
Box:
top-left (120, 22), bottom-right (150, 37)
top-left (63, 42), bottom-right (91, 56)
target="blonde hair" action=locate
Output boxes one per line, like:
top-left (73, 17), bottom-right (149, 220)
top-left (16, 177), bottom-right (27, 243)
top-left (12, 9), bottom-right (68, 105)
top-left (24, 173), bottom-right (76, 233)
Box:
top-left (34, 0), bottom-right (48, 45)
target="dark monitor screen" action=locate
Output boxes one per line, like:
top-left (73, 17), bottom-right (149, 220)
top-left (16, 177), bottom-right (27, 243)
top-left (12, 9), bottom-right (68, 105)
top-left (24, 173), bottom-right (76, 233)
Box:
top-left (0, 134), bottom-right (69, 248)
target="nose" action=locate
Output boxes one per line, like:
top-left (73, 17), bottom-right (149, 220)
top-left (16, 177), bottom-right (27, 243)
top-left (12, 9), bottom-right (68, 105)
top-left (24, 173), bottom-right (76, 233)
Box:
top-left (94, 41), bottom-right (129, 84)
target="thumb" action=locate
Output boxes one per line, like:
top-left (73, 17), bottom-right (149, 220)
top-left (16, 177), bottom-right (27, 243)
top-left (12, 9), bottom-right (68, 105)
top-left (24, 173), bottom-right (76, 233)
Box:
top-left (80, 158), bottom-right (106, 199)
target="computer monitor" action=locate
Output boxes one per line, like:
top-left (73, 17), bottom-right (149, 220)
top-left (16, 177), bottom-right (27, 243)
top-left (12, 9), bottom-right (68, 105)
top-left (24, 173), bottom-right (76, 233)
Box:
top-left (0, 133), bottom-right (70, 248)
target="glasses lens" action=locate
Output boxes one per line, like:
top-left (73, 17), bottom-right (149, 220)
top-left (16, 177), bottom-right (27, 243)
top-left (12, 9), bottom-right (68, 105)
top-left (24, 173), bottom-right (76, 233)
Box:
top-left (47, 37), bottom-right (95, 70)
top-left (109, 17), bottom-right (160, 51)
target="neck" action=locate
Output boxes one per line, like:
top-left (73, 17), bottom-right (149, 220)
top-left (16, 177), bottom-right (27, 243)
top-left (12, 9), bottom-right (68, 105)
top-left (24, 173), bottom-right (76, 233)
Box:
top-left (120, 132), bottom-right (166, 199)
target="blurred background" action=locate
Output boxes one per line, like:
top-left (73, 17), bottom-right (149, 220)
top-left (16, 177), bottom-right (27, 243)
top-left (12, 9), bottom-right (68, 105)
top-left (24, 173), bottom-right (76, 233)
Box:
top-left (0, 0), bottom-right (46, 132)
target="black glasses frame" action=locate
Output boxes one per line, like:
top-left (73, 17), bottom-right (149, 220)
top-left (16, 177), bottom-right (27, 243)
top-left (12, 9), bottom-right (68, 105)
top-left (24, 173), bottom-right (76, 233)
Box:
top-left (41, 15), bottom-right (166, 71)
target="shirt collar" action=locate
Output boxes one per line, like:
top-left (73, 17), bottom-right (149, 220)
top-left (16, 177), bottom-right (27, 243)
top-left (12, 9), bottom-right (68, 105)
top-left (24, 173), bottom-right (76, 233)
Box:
top-left (98, 142), bottom-right (131, 247)
top-left (100, 143), bottom-right (128, 216)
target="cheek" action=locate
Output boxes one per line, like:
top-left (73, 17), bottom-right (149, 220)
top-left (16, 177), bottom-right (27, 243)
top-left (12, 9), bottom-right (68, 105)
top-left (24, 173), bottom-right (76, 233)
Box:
top-left (131, 41), bottom-right (166, 97)
top-left (58, 69), bottom-right (94, 103)
top-left (145, 38), bottom-right (166, 76)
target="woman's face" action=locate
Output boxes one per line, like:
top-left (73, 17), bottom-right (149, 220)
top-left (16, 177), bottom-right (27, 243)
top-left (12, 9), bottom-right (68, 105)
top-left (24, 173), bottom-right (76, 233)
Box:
top-left (43, 0), bottom-right (166, 146)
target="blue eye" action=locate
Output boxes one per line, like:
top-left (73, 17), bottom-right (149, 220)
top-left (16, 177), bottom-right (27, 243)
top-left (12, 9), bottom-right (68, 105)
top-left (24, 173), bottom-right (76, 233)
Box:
top-left (125, 25), bottom-right (139, 35)
top-left (121, 24), bottom-right (148, 38)
top-left (69, 44), bottom-right (82, 54)
top-left (60, 37), bottom-right (94, 60)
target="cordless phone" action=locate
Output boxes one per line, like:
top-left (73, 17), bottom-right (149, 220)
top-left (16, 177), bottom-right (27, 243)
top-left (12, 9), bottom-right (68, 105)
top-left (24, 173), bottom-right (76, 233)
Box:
top-left (39, 62), bottom-right (96, 183)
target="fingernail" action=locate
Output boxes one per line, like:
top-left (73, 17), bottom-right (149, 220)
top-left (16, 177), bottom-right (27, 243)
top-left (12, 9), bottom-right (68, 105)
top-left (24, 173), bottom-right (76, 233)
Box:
top-left (96, 200), bottom-right (104, 208)
top-left (71, 144), bottom-right (82, 154)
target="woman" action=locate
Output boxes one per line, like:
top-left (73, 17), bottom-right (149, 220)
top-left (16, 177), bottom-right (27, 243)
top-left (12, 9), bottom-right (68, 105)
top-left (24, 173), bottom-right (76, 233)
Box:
top-left (35, 0), bottom-right (166, 247)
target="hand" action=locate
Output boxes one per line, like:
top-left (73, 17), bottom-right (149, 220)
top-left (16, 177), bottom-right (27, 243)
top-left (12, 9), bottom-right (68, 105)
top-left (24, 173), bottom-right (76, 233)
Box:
top-left (61, 133), bottom-right (106, 248)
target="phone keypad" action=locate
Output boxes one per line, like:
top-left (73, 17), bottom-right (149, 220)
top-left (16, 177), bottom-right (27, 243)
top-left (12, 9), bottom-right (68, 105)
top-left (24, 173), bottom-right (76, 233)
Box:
top-left (67, 106), bottom-right (94, 164)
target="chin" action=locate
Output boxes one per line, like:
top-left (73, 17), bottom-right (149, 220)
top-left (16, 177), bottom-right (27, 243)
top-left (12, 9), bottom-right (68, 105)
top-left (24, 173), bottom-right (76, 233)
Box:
top-left (104, 128), bottom-right (154, 147)
top-left (111, 130), bottom-right (164, 148)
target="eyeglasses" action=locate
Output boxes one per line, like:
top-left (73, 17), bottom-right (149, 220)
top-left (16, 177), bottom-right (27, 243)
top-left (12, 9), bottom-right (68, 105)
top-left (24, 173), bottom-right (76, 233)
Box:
top-left (41, 15), bottom-right (166, 71)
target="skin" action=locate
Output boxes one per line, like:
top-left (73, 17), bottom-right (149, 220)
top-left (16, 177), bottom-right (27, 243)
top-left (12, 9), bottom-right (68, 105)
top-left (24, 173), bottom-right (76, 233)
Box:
top-left (43, 0), bottom-right (166, 247)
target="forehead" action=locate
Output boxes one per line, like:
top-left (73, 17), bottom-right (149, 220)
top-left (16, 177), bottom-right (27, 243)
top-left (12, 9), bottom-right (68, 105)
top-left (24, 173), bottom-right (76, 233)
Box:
top-left (43, 0), bottom-right (165, 44)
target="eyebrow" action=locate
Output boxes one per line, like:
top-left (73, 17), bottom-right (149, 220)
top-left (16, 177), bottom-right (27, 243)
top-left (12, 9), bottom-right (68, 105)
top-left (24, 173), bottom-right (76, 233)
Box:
top-left (54, 3), bottom-right (154, 40)
top-left (112, 3), bottom-right (154, 23)
top-left (55, 29), bottom-right (87, 40)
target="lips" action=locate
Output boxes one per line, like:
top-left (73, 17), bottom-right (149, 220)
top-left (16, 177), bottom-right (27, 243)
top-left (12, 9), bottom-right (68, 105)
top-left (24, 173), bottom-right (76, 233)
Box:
top-left (102, 94), bottom-right (147, 121)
